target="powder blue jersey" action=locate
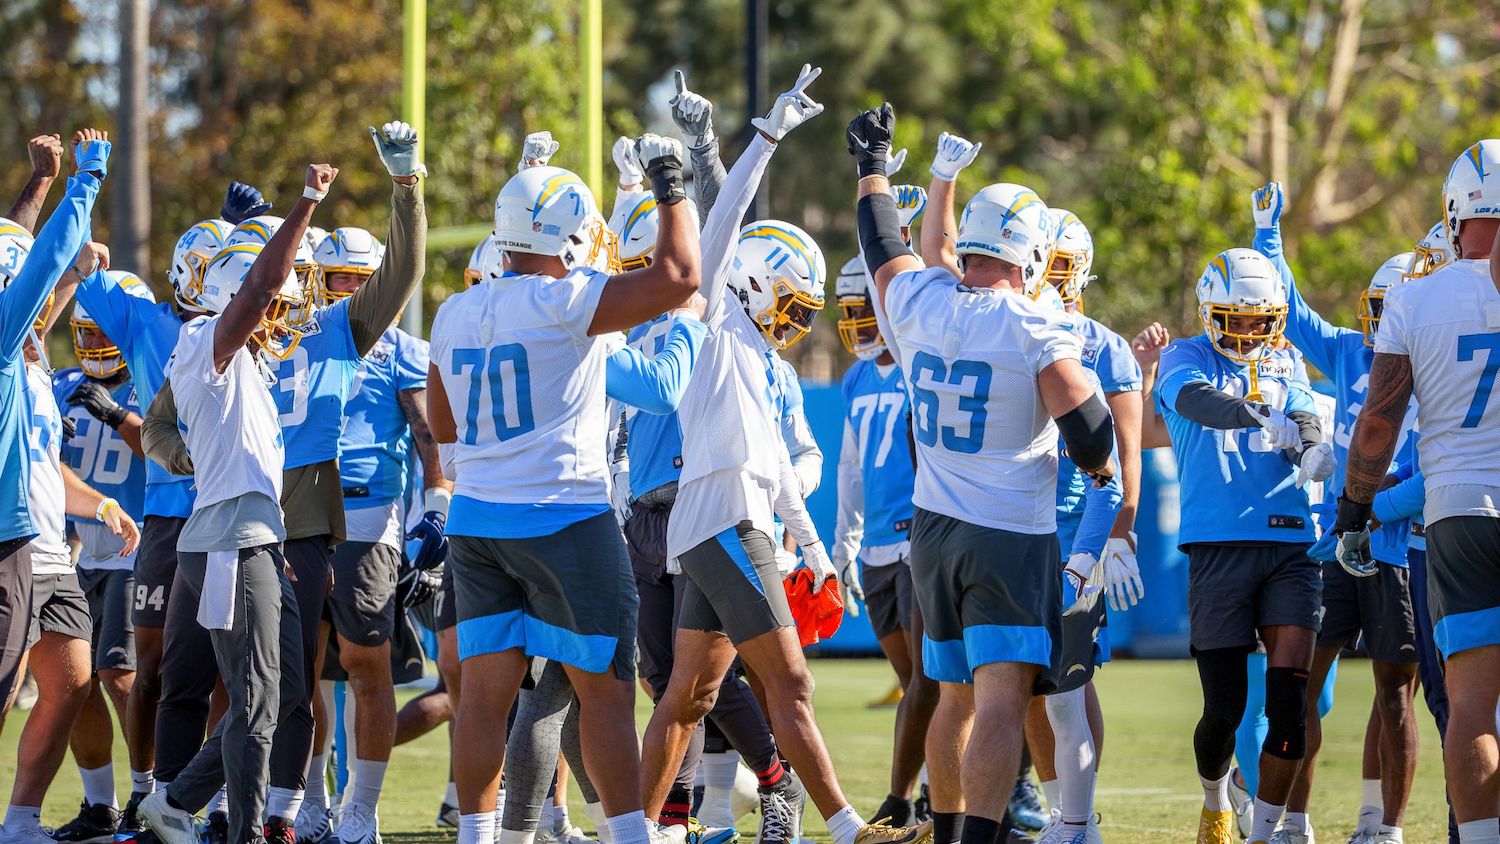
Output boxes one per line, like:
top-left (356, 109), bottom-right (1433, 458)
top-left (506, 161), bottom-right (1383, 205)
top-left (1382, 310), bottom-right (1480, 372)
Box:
top-left (338, 328), bottom-right (428, 509)
top-left (1157, 334), bottom-right (1317, 545)
top-left (621, 314), bottom-right (709, 500)
top-left (1055, 313), bottom-right (1139, 544)
top-left (74, 269), bottom-right (195, 518)
top-left (53, 370), bottom-right (146, 526)
top-left (841, 359), bottom-right (916, 549)
top-left (270, 299), bottom-right (361, 470)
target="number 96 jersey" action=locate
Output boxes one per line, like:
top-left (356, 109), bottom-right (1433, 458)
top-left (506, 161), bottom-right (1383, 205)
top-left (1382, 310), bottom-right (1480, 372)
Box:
top-left (53, 369), bottom-right (145, 569)
top-left (882, 267), bottom-right (1081, 534)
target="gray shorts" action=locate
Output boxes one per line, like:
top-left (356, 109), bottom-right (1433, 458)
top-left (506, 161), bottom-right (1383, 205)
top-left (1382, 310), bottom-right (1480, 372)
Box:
top-left (1426, 516), bottom-right (1500, 658)
top-left (78, 567), bottom-right (136, 672)
top-left (910, 508), bottom-right (1061, 691)
top-left (1186, 542), bottom-right (1322, 653)
top-left (0, 544), bottom-right (33, 704)
top-left (30, 571), bottom-right (92, 647)
top-left (1318, 561), bottom-right (1417, 663)
top-left (326, 541), bottom-right (401, 647)
top-left (862, 561), bottom-right (914, 640)
top-left (450, 511), bottom-right (637, 678)
top-left (133, 516), bottom-right (185, 628)
top-left (677, 522), bottom-right (793, 645)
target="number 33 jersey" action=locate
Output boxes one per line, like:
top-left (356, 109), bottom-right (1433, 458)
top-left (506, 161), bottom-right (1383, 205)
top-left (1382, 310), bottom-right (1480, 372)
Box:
top-left (429, 268), bottom-right (613, 511)
top-left (882, 267), bottom-right (1081, 535)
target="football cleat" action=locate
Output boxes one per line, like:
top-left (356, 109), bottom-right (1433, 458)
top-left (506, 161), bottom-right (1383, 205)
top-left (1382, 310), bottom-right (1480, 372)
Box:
top-left (867, 683), bottom-right (904, 709)
top-left (755, 773), bottom-right (806, 844)
top-left (0, 825), bottom-right (59, 844)
top-left (1345, 833), bottom-right (1376, 844)
top-left (686, 820), bottom-right (740, 844)
top-left (912, 785), bottom-right (931, 824)
top-left (1197, 809), bottom-right (1236, 844)
top-left (1226, 766), bottom-right (1253, 839)
top-left (203, 812), bottom-right (229, 844)
top-left (118, 792), bottom-right (149, 837)
top-left (264, 816), bottom-right (297, 844)
top-left (334, 802), bottom-right (379, 844)
top-left (296, 802), bottom-right (333, 844)
top-left (651, 823), bottom-right (688, 844)
top-left (137, 792), bottom-right (199, 844)
top-left (853, 820), bottom-right (936, 844)
top-left (1009, 780), bottom-right (1049, 832)
top-left (1034, 819), bottom-right (1099, 844)
top-left (1269, 827), bottom-right (1314, 844)
top-left (51, 801), bottom-right (121, 844)
top-left (436, 802), bottom-right (459, 830)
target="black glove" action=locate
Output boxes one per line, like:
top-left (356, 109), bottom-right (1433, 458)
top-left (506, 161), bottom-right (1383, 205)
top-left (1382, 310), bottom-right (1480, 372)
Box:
top-left (397, 561), bottom-right (442, 609)
top-left (68, 381), bottom-right (128, 429)
top-left (221, 181), bottom-right (272, 225)
top-left (60, 414), bottom-right (77, 444)
top-left (846, 103), bottom-right (896, 177)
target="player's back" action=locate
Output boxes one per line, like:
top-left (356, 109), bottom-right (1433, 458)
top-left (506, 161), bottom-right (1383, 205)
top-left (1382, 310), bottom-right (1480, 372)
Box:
top-left (883, 266), bottom-right (1081, 534)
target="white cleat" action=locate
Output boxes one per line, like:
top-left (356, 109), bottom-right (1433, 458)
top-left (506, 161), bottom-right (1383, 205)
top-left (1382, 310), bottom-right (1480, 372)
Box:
top-left (1035, 819), bottom-right (1102, 844)
top-left (296, 803), bottom-right (334, 844)
top-left (1269, 828), bottom-right (1315, 844)
top-left (0, 825), bottom-right (61, 844)
top-left (138, 791), bottom-right (202, 844)
top-left (335, 802), bottom-right (380, 844)
top-left (652, 822), bottom-right (689, 844)
top-left (1226, 767), bottom-right (1252, 841)
top-left (539, 825), bottom-right (596, 844)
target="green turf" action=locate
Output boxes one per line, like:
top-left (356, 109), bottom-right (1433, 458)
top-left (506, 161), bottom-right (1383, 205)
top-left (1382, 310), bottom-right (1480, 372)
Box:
top-left (0, 659), bottom-right (1451, 843)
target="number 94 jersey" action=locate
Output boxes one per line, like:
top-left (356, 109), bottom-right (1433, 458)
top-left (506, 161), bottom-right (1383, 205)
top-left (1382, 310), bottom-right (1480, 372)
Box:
top-left (52, 369), bottom-right (146, 532)
top-left (882, 267), bottom-right (1082, 534)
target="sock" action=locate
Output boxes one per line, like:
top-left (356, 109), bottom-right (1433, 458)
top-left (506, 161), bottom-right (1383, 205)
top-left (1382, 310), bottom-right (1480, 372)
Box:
top-left (1249, 800), bottom-right (1286, 843)
top-left (553, 805), bottom-right (571, 834)
top-left (1046, 687), bottom-right (1097, 825)
top-left (1378, 826), bottom-right (1403, 843)
top-left (958, 815), bottom-right (1002, 844)
top-left (307, 754), bottom-right (330, 811)
top-left (1458, 819), bottom-right (1500, 844)
top-left (460, 811), bottom-right (497, 844)
top-left (1200, 773), bottom-right (1231, 812)
top-left (1359, 779), bottom-right (1383, 833)
top-left (1039, 779), bottom-right (1059, 814)
top-left (267, 787), bottom-right (304, 822)
top-left (662, 787), bottom-right (693, 828)
top-left (350, 759), bottom-right (388, 810)
top-left (130, 768), bottom-right (156, 795)
top-left (586, 802), bottom-right (612, 844)
top-left (756, 756), bottom-right (786, 789)
top-left (540, 804), bottom-right (556, 831)
top-left (827, 805), bottom-right (865, 844)
top-left (699, 752), bottom-right (740, 826)
top-left (445, 781), bottom-right (460, 807)
top-left (605, 810), bottom-right (650, 844)
top-left (919, 765), bottom-right (928, 787)
top-left (3, 806), bottom-right (41, 833)
top-left (933, 812), bottom-right (966, 844)
top-left (498, 829), bottom-right (536, 844)
top-left (208, 787), bottom-right (229, 817)
top-left (1282, 812), bottom-right (1309, 834)
top-left (79, 763), bottom-right (117, 809)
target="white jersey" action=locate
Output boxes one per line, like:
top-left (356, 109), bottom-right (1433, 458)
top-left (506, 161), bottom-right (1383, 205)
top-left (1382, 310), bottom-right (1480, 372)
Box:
top-left (24, 364), bottom-right (69, 575)
top-left (1376, 259), bottom-right (1500, 523)
top-left (882, 267), bottom-right (1082, 534)
top-left (169, 316), bottom-right (285, 511)
top-left (429, 267), bottom-right (612, 507)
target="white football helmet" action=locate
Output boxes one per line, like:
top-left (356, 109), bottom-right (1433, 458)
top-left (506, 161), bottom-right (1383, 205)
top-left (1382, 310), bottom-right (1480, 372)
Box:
top-left (606, 193), bottom-right (698, 272)
top-left (304, 225), bottom-right (330, 255)
top-left (0, 218), bottom-right (45, 332)
top-left (223, 216), bottom-right (318, 316)
top-left (73, 271), bottom-right (156, 378)
top-left (1195, 248), bottom-right (1288, 366)
top-left (1044, 208), bottom-right (1095, 306)
top-left (731, 221), bottom-right (826, 350)
top-left (1404, 221), bottom-right (1455, 282)
top-left (198, 243), bottom-right (307, 361)
top-left (493, 165), bottom-right (619, 273)
top-left (311, 227), bottom-right (384, 305)
top-left (168, 218), bottom-right (233, 313)
top-left (464, 234), bottom-right (506, 288)
top-left (834, 255), bottom-right (885, 360)
top-left (1442, 140), bottom-right (1500, 255)
top-left (1358, 252), bottom-right (1413, 348)
top-left (956, 184), bottom-right (1051, 296)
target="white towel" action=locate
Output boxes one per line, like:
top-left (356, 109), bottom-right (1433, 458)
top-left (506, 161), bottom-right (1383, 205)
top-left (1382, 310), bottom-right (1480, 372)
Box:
top-left (197, 549), bottom-right (239, 630)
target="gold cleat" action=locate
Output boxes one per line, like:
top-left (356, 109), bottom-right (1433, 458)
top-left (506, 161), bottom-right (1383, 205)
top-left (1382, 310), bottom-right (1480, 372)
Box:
top-left (854, 819), bottom-right (934, 844)
top-left (1197, 809), bottom-right (1236, 844)
top-left (867, 682), bottom-right (905, 709)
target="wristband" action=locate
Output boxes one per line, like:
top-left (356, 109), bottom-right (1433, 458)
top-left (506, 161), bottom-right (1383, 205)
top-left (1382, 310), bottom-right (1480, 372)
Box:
top-left (424, 487), bottom-right (452, 519)
top-left (644, 155), bottom-right (687, 205)
top-left (1333, 493), bottom-right (1372, 534)
top-left (96, 498), bottom-right (119, 522)
top-left (303, 185), bottom-right (327, 203)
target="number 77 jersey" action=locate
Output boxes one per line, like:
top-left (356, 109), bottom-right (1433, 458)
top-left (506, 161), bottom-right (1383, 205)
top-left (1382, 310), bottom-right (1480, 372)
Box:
top-left (882, 267), bottom-right (1082, 534)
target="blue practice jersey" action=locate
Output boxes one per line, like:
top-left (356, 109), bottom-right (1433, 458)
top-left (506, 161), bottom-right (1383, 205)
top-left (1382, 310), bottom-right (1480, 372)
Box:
top-left (1056, 313), bottom-right (1139, 539)
top-left (841, 359), bottom-right (916, 549)
top-left (338, 328), bottom-right (428, 509)
top-left (53, 370), bottom-right (146, 526)
top-left (74, 269), bottom-right (195, 518)
top-left (1067, 314), bottom-right (1143, 394)
top-left (622, 315), bottom-right (685, 500)
top-left (1157, 334), bottom-right (1317, 545)
top-left (269, 299), bottom-right (361, 470)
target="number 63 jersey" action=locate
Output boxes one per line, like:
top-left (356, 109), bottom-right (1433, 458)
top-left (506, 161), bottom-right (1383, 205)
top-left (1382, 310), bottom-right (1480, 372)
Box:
top-left (1376, 259), bottom-right (1500, 524)
top-left (882, 267), bottom-right (1082, 535)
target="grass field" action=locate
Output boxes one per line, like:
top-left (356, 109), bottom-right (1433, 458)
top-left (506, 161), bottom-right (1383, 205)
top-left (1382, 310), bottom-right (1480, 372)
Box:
top-left (0, 659), bottom-right (1452, 843)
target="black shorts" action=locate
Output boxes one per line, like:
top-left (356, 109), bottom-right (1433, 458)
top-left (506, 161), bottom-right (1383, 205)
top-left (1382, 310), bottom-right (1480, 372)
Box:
top-left (435, 564), bottom-right (457, 632)
top-left (326, 541), bottom-right (401, 647)
top-left (677, 522), bottom-right (793, 645)
top-left (77, 567), bottom-right (136, 672)
top-left (1318, 561), bottom-right (1418, 663)
top-left (1426, 516), bottom-right (1500, 658)
top-left (862, 562), bottom-right (914, 640)
top-left (624, 497), bottom-right (673, 584)
top-left (1186, 542), bottom-right (1322, 653)
top-left (910, 508), bottom-right (1061, 691)
top-left (133, 516), bottom-right (185, 628)
top-left (30, 571), bottom-right (92, 646)
top-left (0, 544), bottom-right (34, 703)
top-left (1053, 592), bottom-right (1107, 694)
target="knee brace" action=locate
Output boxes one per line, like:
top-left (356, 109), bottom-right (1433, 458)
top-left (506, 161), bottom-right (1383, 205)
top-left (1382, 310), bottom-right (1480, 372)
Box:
top-left (1263, 666), bottom-right (1310, 760)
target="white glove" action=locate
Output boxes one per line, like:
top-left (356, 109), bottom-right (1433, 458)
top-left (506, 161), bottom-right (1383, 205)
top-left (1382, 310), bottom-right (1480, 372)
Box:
top-left (893, 184), bottom-right (927, 229)
top-left (636, 133), bottom-right (684, 170)
top-left (518, 131), bottom-right (560, 171)
top-left (886, 147), bottom-right (908, 178)
top-left (1297, 441), bottom-right (1336, 488)
top-left (612, 136), bottom-right (643, 187)
top-left (800, 541), bottom-right (835, 591)
top-left (368, 121), bottom-right (426, 178)
top-left (1062, 553), bottom-right (1104, 617)
top-left (1250, 404), bottom-right (1304, 452)
top-left (750, 64), bottom-right (824, 142)
top-left (1252, 181), bottom-right (1284, 230)
top-left (669, 70), bottom-right (716, 150)
top-left (666, 556), bottom-right (683, 575)
top-left (837, 555), bottom-right (863, 617)
top-left (1102, 534), bottom-right (1144, 612)
top-left (929, 131), bottom-right (981, 182)
top-left (609, 465), bottom-right (632, 526)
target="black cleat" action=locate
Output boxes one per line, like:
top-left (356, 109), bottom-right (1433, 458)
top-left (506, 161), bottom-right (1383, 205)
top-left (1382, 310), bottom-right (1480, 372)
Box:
top-left (51, 801), bottom-right (121, 844)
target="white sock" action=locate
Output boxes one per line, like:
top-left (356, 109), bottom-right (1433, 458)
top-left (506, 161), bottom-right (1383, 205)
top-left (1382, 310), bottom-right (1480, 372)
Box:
top-left (1358, 779), bottom-right (1383, 832)
top-left (1249, 800), bottom-right (1287, 842)
top-left (460, 811), bottom-right (497, 844)
top-left (1040, 779), bottom-right (1060, 813)
top-left (553, 804), bottom-right (571, 833)
top-left (1458, 819), bottom-right (1500, 844)
top-left (1282, 812), bottom-right (1309, 834)
top-left (1200, 773), bottom-right (1231, 811)
top-left (350, 759), bottom-right (388, 810)
top-left (1046, 687), bottom-right (1097, 824)
top-left (445, 781), bottom-right (460, 807)
top-left (605, 810), bottom-right (650, 844)
top-left (79, 763), bottom-right (118, 809)
top-left (267, 787), bottom-right (305, 822)
top-left (827, 805), bottom-right (865, 844)
top-left (586, 802), bottom-right (612, 844)
top-left (306, 754), bottom-right (330, 811)
top-left (540, 804), bottom-right (557, 833)
top-left (209, 787), bottom-right (229, 817)
top-left (3, 806), bottom-right (41, 833)
top-left (498, 829), bottom-right (536, 844)
top-left (698, 752), bottom-right (740, 827)
top-left (1378, 826), bottom-right (1403, 843)
top-left (130, 768), bottom-right (156, 795)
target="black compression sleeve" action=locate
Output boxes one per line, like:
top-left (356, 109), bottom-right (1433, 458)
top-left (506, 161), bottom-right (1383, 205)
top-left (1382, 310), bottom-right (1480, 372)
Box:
top-left (1057, 393), bottom-right (1114, 472)
top-left (1288, 410), bottom-right (1323, 454)
top-left (858, 193), bottom-right (913, 274)
top-left (1173, 381), bottom-right (1262, 430)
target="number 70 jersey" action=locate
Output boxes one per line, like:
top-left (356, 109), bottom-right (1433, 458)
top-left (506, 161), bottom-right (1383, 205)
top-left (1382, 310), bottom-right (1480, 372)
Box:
top-left (428, 268), bottom-right (613, 507)
top-left (882, 267), bottom-right (1082, 534)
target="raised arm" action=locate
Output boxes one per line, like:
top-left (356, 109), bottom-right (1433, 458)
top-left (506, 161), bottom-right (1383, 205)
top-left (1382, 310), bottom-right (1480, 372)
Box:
top-left (921, 132), bottom-right (981, 278)
top-left (1249, 182), bottom-right (1344, 374)
top-left (846, 104), bottom-right (924, 302)
top-left (604, 303), bottom-right (707, 413)
top-left (347, 122), bottom-right (427, 354)
top-left (7, 134), bottom-right (63, 232)
top-left (668, 70), bottom-right (726, 225)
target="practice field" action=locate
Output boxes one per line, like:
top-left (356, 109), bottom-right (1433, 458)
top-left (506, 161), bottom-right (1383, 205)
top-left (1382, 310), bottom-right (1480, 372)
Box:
top-left (0, 659), bottom-right (1451, 843)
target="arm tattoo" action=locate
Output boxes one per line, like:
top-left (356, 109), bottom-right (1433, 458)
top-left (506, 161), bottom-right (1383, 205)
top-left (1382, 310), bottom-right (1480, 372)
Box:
top-left (399, 387), bottom-right (446, 486)
top-left (1344, 353), bottom-right (1413, 504)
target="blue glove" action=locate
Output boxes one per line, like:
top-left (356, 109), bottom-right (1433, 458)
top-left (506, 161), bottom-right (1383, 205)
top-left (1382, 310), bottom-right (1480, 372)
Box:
top-left (1307, 530), bottom-right (1337, 562)
top-left (74, 138), bottom-right (110, 178)
top-left (405, 510), bottom-right (448, 571)
top-left (222, 181), bottom-right (272, 224)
